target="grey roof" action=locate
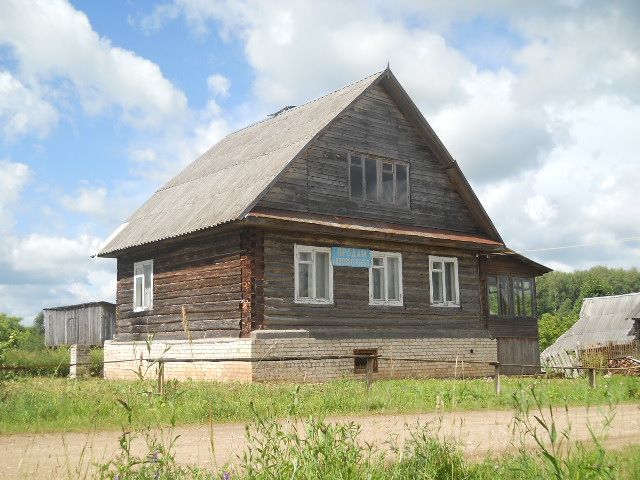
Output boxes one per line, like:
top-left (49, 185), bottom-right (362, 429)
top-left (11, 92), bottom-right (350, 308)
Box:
top-left (542, 292), bottom-right (640, 356)
top-left (97, 71), bottom-right (385, 256)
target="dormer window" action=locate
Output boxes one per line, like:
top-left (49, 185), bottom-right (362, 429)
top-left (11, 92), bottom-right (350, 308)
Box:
top-left (349, 153), bottom-right (409, 207)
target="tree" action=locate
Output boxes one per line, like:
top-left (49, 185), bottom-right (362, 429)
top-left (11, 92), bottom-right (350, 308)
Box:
top-left (33, 311), bottom-right (44, 335)
top-left (0, 312), bottom-right (23, 342)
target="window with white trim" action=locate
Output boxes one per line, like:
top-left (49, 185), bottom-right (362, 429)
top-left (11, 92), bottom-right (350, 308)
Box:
top-left (294, 245), bottom-right (333, 304)
top-left (133, 260), bottom-right (153, 311)
top-left (429, 256), bottom-right (459, 306)
top-left (369, 251), bottom-right (403, 306)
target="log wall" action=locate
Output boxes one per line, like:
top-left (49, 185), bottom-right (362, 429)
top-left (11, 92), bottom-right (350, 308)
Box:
top-left (262, 229), bottom-right (491, 339)
top-left (115, 228), bottom-right (248, 341)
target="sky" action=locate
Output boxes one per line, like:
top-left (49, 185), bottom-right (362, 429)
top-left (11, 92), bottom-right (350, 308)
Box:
top-left (1, 0), bottom-right (639, 323)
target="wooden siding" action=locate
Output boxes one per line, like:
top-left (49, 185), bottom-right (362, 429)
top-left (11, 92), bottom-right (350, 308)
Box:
top-left (257, 84), bottom-right (481, 234)
top-left (497, 337), bottom-right (541, 375)
top-left (44, 303), bottom-right (115, 346)
top-left (115, 229), bottom-right (247, 341)
top-left (262, 229), bottom-right (491, 339)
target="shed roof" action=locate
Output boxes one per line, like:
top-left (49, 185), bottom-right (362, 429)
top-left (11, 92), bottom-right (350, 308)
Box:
top-left (97, 68), bottom-right (507, 257)
top-left (542, 292), bottom-right (640, 356)
top-left (43, 301), bottom-right (116, 312)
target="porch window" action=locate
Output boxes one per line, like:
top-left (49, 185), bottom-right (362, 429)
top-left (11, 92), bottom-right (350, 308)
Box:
top-left (133, 260), bottom-right (153, 311)
top-left (348, 153), bottom-right (409, 206)
top-left (429, 256), bottom-right (459, 306)
top-left (369, 251), bottom-right (403, 306)
top-left (487, 275), bottom-right (510, 315)
top-left (513, 278), bottom-right (534, 317)
top-left (294, 245), bottom-right (333, 304)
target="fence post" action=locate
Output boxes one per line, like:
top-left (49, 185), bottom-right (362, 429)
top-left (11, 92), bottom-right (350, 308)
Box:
top-left (494, 363), bottom-right (501, 395)
top-left (588, 368), bottom-right (596, 389)
top-left (365, 356), bottom-right (374, 390)
top-left (157, 360), bottom-right (165, 395)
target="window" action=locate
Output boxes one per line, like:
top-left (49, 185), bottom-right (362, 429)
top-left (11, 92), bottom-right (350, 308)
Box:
top-left (294, 245), bottom-right (333, 304)
top-left (133, 260), bottom-right (153, 311)
top-left (369, 251), bottom-right (403, 306)
top-left (429, 256), bottom-right (460, 306)
top-left (348, 153), bottom-right (409, 206)
top-left (487, 275), bottom-right (510, 315)
top-left (513, 277), bottom-right (534, 317)
top-left (487, 275), bottom-right (535, 317)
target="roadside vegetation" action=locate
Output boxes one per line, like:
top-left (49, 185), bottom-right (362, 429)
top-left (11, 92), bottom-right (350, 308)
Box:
top-left (93, 384), bottom-right (640, 479)
top-left (1, 375), bottom-right (639, 434)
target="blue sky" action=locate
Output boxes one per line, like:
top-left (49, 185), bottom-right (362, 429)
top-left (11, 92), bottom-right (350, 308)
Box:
top-left (1, 0), bottom-right (639, 322)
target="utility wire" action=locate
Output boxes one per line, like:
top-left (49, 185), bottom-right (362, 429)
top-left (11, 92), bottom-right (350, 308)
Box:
top-left (522, 235), bottom-right (640, 253)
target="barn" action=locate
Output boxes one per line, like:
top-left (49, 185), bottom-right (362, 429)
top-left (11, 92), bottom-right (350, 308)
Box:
top-left (97, 69), bottom-right (550, 382)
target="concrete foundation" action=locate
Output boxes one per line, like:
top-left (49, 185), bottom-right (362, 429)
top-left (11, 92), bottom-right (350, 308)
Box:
top-left (104, 332), bottom-right (497, 382)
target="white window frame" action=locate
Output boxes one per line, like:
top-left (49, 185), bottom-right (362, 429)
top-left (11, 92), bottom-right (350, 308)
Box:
top-left (369, 251), bottom-right (403, 306)
top-left (294, 245), bottom-right (334, 305)
top-left (429, 256), bottom-right (460, 307)
top-left (133, 259), bottom-right (154, 312)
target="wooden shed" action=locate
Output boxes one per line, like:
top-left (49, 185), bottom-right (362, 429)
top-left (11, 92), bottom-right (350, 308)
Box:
top-left (44, 302), bottom-right (116, 346)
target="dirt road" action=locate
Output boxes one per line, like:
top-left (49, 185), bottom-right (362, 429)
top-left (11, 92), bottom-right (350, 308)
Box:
top-left (1, 404), bottom-right (639, 479)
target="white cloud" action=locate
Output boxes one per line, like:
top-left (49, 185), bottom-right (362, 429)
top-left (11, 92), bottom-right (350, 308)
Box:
top-left (0, 0), bottom-right (188, 128)
top-left (60, 186), bottom-right (108, 217)
top-left (0, 159), bottom-right (31, 231)
top-left (0, 71), bottom-right (58, 140)
top-left (207, 73), bottom-right (231, 97)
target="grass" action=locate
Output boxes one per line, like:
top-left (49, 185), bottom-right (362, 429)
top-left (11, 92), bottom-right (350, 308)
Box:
top-left (2, 347), bottom-right (103, 377)
top-left (1, 374), bottom-right (639, 434)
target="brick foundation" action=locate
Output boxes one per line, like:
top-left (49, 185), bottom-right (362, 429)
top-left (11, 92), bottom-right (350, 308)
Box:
top-left (104, 332), bottom-right (497, 382)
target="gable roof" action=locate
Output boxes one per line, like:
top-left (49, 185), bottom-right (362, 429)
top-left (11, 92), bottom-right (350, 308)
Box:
top-left (97, 69), bottom-right (503, 257)
top-left (542, 292), bottom-right (640, 357)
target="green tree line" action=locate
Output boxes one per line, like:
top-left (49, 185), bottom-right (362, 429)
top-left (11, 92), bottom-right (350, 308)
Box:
top-left (536, 266), bottom-right (640, 351)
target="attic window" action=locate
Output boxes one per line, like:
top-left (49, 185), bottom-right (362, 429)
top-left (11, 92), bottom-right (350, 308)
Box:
top-left (349, 153), bottom-right (409, 207)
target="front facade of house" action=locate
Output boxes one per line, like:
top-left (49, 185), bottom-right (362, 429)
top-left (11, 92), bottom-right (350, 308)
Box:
top-left (99, 70), bottom-right (550, 382)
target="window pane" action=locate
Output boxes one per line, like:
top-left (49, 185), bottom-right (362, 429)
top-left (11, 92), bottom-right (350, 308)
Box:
top-left (315, 251), bottom-right (329, 300)
top-left (365, 158), bottom-right (378, 201)
top-left (432, 261), bottom-right (443, 271)
top-left (298, 263), bottom-right (311, 298)
top-left (299, 251), bottom-right (312, 262)
top-left (396, 164), bottom-right (408, 206)
top-left (498, 276), bottom-right (510, 315)
top-left (487, 276), bottom-right (499, 315)
top-left (513, 278), bottom-right (523, 315)
top-left (373, 257), bottom-right (383, 267)
top-left (387, 257), bottom-right (400, 301)
top-left (445, 261), bottom-right (456, 302)
top-left (143, 263), bottom-right (152, 307)
top-left (349, 161), bottom-right (363, 199)
top-left (523, 279), bottom-right (533, 316)
top-left (382, 163), bottom-right (394, 203)
top-left (134, 276), bottom-right (143, 309)
top-left (372, 267), bottom-right (384, 300)
top-left (431, 270), bottom-right (442, 303)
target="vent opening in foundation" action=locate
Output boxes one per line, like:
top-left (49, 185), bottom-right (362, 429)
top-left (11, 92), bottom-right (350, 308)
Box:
top-left (354, 348), bottom-right (378, 374)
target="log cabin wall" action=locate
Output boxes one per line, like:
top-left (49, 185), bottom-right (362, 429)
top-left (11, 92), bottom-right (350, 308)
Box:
top-left (115, 228), bottom-right (249, 341)
top-left (257, 84), bottom-right (482, 235)
top-left (262, 229), bottom-right (491, 339)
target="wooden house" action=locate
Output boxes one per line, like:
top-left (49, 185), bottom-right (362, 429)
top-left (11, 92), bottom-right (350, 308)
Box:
top-left (98, 69), bottom-right (550, 382)
top-left (44, 302), bottom-right (115, 347)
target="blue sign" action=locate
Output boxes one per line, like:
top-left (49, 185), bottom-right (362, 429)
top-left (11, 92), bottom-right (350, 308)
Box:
top-left (331, 247), bottom-right (372, 268)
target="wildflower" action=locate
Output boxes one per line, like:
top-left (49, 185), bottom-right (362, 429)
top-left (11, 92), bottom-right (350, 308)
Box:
top-left (222, 471), bottom-right (231, 480)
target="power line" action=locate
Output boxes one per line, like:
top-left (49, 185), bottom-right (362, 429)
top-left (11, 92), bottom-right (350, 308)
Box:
top-left (523, 236), bottom-right (640, 253)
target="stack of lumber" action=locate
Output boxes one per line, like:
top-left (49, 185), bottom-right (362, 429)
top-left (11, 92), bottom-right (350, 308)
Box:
top-left (607, 356), bottom-right (640, 376)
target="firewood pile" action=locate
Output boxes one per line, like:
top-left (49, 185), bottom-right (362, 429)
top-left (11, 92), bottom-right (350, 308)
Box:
top-left (607, 356), bottom-right (640, 376)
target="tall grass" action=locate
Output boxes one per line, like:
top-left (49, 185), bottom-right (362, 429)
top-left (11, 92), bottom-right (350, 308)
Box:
top-left (1, 347), bottom-right (103, 377)
top-left (93, 383), bottom-right (639, 480)
top-left (1, 375), bottom-right (639, 433)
